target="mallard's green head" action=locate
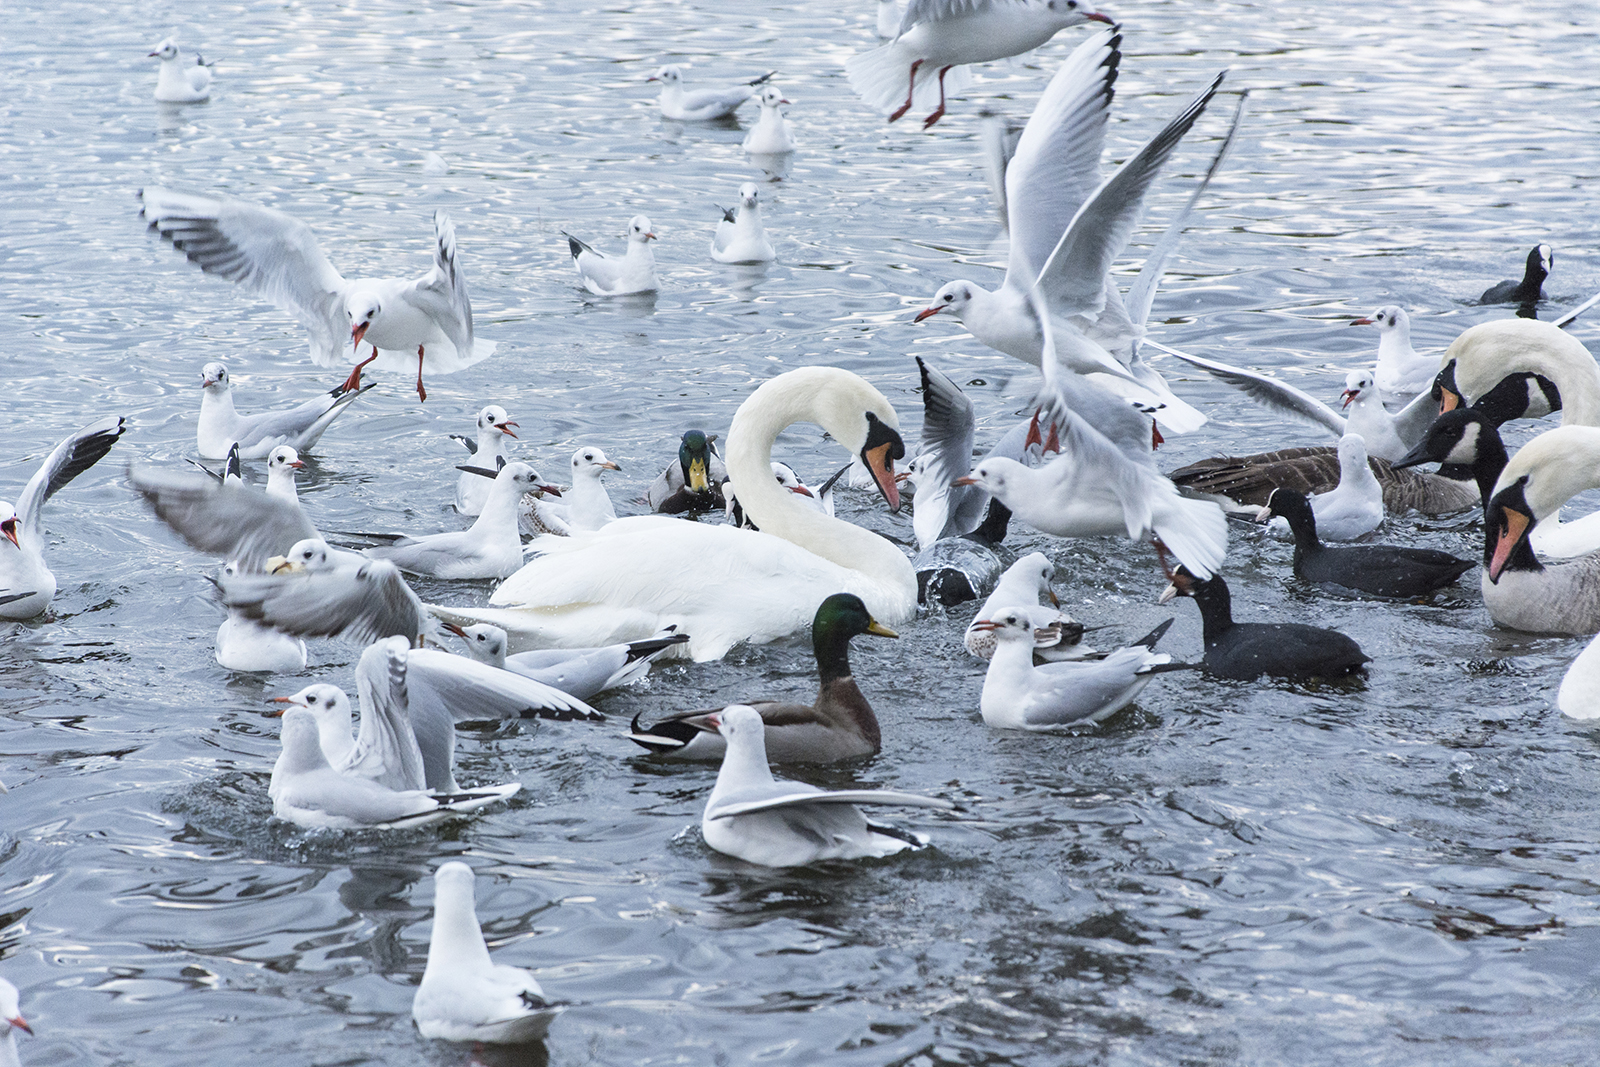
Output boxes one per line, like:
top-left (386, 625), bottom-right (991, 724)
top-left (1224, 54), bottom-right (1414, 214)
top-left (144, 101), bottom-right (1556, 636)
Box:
top-left (679, 429), bottom-right (714, 491)
top-left (812, 593), bottom-right (897, 680)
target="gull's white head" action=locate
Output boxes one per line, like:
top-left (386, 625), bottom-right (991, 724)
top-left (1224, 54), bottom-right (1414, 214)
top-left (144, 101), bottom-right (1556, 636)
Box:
top-left (270, 683), bottom-right (351, 737)
top-left (1336, 433), bottom-right (1370, 472)
top-left (1354, 305), bottom-right (1407, 333)
top-left (346, 289), bottom-right (383, 350)
top-left (272, 538), bottom-right (334, 574)
top-left (200, 362), bottom-right (229, 390)
top-left (737, 182), bottom-right (762, 212)
top-left (771, 461), bottom-right (803, 491)
top-left (445, 622), bottom-right (508, 665)
top-left (476, 405), bottom-right (518, 439)
top-left (267, 446), bottom-right (305, 475)
top-left (572, 447), bottom-right (621, 479)
top-left (969, 609), bottom-right (1034, 643)
top-left (713, 704), bottom-right (767, 755)
top-left (1014, 551), bottom-right (1058, 602)
top-left (917, 281), bottom-right (978, 323)
top-left (1041, 0), bottom-right (1113, 28)
top-left (1340, 371), bottom-right (1376, 408)
top-left (955, 457), bottom-right (1022, 497)
top-left (0, 976), bottom-right (31, 1039)
top-left (756, 85), bottom-right (789, 110)
top-left (627, 215), bottom-right (657, 244)
top-left (1, 502), bottom-right (19, 551)
top-left (148, 37), bottom-right (179, 61)
top-left (648, 65), bottom-right (682, 86)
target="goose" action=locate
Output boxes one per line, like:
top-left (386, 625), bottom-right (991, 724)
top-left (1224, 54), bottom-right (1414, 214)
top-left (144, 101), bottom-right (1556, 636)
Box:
top-left (426, 366), bottom-right (917, 662)
top-left (1393, 409), bottom-right (1600, 560)
top-left (1158, 566), bottom-right (1370, 681)
top-left (2, 415), bottom-right (126, 620)
top-left (699, 705), bottom-right (956, 867)
top-left (0, 976), bottom-right (31, 1065)
top-left (915, 31), bottom-right (1226, 435)
top-left (363, 463), bottom-right (543, 579)
top-left (1482, 427), bottom-right (1600, 634)
top-left (974, 614), bottom-right (1185, 729)
top-left (149, 36), bottom-right (211, 103)
top-left (563, 217), bottom-right (658, 296)
top-left (646, 430), bottom-right (727, 514)
top-left (564, 447), bottom-right (620, 532)
top-left (412, 862), bottom-right (560, 1044)
top-left (1557, 632), bottom-right (1600, 719)
top-left (1255, 488), bottom-right (1474, 597)
top-left (846, 0), bottom-right (1111, 127)
top-left (710, 183), bottom-right (776, 264)
top-left (647, 66), bottom-right (774, 122)
top-left (196, 362), bottom-right (371, 460)
top-left (140, 190), bottom-right (493, 402)
top-left (1479, 244), bottom-right (1551, 305)
top-left (452, 406), bottom-right (519, 516)
top-left (1350, 306), bottom-right (1437, 400)
top-left (964, 552), bottom-right (1094, 661)
top-left (443, 622), bottom-right (687, 701)
top-left (1434, 317), bottom-right (1600, 426)
top-left (742, 86), bottom-right (796, 155)
top-left (628, 593), bottom-right (894, 762)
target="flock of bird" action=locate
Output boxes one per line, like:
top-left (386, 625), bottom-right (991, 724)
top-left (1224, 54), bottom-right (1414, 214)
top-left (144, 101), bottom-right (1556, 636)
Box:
top-left (5, 0), bottom-right (1600, 1052)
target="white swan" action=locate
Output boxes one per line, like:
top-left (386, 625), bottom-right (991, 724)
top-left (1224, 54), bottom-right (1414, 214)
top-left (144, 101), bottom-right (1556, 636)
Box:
top-left (1436, 318), bottom-right (1600, 425)
top-left (428, 367), bottom-right (917, 661)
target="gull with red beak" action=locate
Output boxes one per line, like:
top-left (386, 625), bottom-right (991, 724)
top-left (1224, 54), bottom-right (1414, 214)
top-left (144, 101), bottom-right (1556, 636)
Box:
top-left (140, 188), bottom-right (495, 403)
top-left (562, 216), bottom-right (659, 296)
top-left (2, 415), bottom-right (126, 621)
top-left (196, 361), bottom-right (372, 460)
top-left (742, 85), bottom-right (796, 155)
top-left (1, 976), bottom-right (32, 1062)
top-left (648, 65), bottom-right (774, 122)
top-left (452, 405), bottom-right (520, 516)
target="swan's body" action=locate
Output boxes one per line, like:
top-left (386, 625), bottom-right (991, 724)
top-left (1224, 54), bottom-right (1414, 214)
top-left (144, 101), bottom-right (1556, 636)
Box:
top-left (1558, 632), bottom-right (1600, 719)
top-left (428, 367), bottom-right (916, 662)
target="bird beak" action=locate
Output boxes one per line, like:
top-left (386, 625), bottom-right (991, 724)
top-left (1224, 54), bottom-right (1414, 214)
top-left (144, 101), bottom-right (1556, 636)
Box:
top-left (1487, 506), bottom-right (1531, 583)
top-left (442, 622), bottom-right (469, 639)
top-left (704, 712), bottom-right (721, 731)
top-left (866, 618), bottom-right (899, 638)
top-left (1254, 504), bottom-right (1273, 522)
top-left (646, 74), bottom-right (660, 83)
top-left (645, 232), bottom-right (658, 241)
top-left (264, 695), bottom-right (307, 717)
top-left (789, 485), bottom-right (815, 498)
top-left (600, 460), bottom-right (622, 472)
top-left (6, 1013), bottom-right (30, 1036)
top-left (499, 421), bottom-right (519, 439)
top-left (1, 518), bottom-right (19, 550)
top-left (970, 619), bottom-right (1000, 632)
top-left (1439, 387), bottom-right (1461, 414)
top-left (539, 484), bottom-right (563, 496)
top-left (1085, 11), bottom-right (1115, 24)
top-left (1045, 584), bottom-right (1060, 608)
top-left (861, 442), bottom-right (900, 512)
top-left (266, 555), bottom-right (298, 574)
top-left (913, 306), bottom-right (941, 322)
top-left (780, 98), bottom-right (792, 105)
top-left (1157, 583), bottom-right (1179, 604)
top-left (288, 459), bottom-right (306, 469)
top-left (1340, 389), bottom-right (1357, 409)
top-left (351, 322), bottom-right (369, 349)
top-left (1350, 317), bottom-right (1374, 326)
top-left (687, 458), bottom-right (708, 491)
top-left (894, 471), bottom-right (912, 483)
top-left (951, 476), bottom-right (977, 487)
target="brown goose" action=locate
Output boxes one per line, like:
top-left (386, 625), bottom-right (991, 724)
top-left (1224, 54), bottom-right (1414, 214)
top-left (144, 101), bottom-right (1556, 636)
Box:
top-left (1170, 446), bottom-right (1478, 513)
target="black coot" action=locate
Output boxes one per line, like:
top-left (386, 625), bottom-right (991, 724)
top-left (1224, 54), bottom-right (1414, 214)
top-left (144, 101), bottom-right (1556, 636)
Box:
top-left (1479, 243), bottom-right (1551, 305)
top-left (1258, 488), bottom-right (1475, 596)
top-left (1159, 566), bottom-right (1370, 681)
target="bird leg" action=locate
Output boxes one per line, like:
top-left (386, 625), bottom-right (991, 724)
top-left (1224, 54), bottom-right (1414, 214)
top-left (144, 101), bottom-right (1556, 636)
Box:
top-left (1043, 422), bottom-right (1060, 455)
top-left (889, 59), bottom-right (923, 123)
top-left (341, 348), bottom-right (379, 393)
top-left (414, 345), bottom-right (427, 403)
top-left (1152, 539), bottom-right (1176, 581)
top-left (1024, 410), bottom-right (1042, 451)
top-left (1151, 422), bottom-right (1164, 450)
top-left (922, 66), bottom-right (954, 128)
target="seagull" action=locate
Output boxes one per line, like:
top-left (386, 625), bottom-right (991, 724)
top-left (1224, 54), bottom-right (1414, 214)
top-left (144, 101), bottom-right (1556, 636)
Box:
top-left (1349, 306), bottom-right (1437, 401)
top-left (412, 862), bottom-right (561, 1044)
top-left (195, 362), bottom-right (371, 460)
top-left (710, 183), bottom-right (776, 264)
top-left (149, 36), bottom-right (212, 103)
top-left (221, 538), bottom-right (432, 645)
top-left (742, 86), bottom-right (797, 155)
top-left (452, 406), bottom-right (519, 516)
top-left (364, 462), bottom-right (544, 578)
top-left (915, 32), bottom-right (1231, 435)
top-left (0, 976), bottom-right (31, 1063)
top-left (700, 705), bottom-right (956, 867)
top-left (975, 614), bottom-right (1183, 729)
top-left (647, 65), bottom-right (775, 121)
top-left (444, 622), bottom-right (688, 701)
top-left (139, 188), bottom-right (494, 402)
top-left (1263, 434), bottom-right (1383, 543)
top-left (2, 416), bottom-right (126, 621)
top-left (217, 560), bottom-right (308, 674)
top-left (876, 0), bottom-right (904, 38)
top-left (563, 216), bottom-right (658, 296)
top-left (847, 0), bottom-right (1113, 127)
top-left (563, 448), bottom-right (620, 532)
top-left (964, 552), bottom-right (1094, 661)
top-left (647, 430), bottom-right (727, 514)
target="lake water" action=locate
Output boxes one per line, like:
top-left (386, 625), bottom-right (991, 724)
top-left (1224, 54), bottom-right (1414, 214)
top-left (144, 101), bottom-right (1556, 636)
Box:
top-left (4, 0), bottom-right (1600, 1063)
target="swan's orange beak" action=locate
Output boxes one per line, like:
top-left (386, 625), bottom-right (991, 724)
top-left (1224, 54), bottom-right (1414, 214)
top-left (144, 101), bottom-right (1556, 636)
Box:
top-left (862, 442), bottom-right (900, 512)
top-left (1487, 506), bottom-right (1530, 583)
top-left (1439, 387), bottom-right (1461, 414)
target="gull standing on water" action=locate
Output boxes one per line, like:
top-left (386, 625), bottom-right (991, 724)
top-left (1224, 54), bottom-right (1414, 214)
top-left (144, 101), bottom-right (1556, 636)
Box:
top-left (563, 447), bottom-right (620, 532)
top-left (2, 416), bottom-right (126, 621)
top-left (412, 862), bottom-right (561, 1043)
top-left (964, 552), bottom-right (1094, 661)
top-left (140, 189), bottom-right (494, 401)
top-left (149, 36), bottom-right (212, 103)
top-left (710, 183), bottom-right (777, 264)
top-left (365, 462), bottom-right (544, 579)
top-left (1350, 306), bottom-right (1437, 401)
top-left (195, 362), bottom-right (371, 460)
top-left (648, 66), bottom-right (774, 121)
top-left (563, 217), bottom-right (659, 296)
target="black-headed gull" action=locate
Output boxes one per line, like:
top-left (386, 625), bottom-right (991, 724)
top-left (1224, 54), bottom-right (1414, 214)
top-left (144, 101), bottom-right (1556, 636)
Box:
top-left (139, 188), bottom-right (494, 401)
top-left (412, 862), bottom-right (561, 1044)
top-left (647, 430), bottom-right (727, 514)
top-left (916, 32), bottom-right (1229, 434)
top-left (1479, 244), bottom-right (1551, 305)
top-left (964, 551), bottom-right (1094, 661)
top-left (149, 36), bottom-right (212, 103)
top-left (877, 0), bottom-right (904, 38)
top-left (452, 406), bottom-right (518, 516)
top-left (742, 86), bottom-right (796, 155)
top-left (222, 538), bottom-right (431, 645)
top-left (974, 613), bottom-right (1182, 729)
top-left (647, 65), bottom-right (774, 121)
top-left (0, 976), bottom-right (31, 1062)
top-left (700, 705), bottom-right (954, 866)
top-left (848, 0), bottom-right (1112, 127)
top-left (217, 556), bottom-right (308, 674)
top-left (629, 593), bottom-right (893, 762)
top-left (364, 462), bottom-right (542, 578)
top-left (563, 448), bottom-right (619, 532)
top-left (1349, 307), bottom-right (1437, 401)
top-left (1260, 434), bottom-right (1383, 543)
top-left (563, 217), bottom-right (658, 296)
top-left (710, 183), bottom-right (776, 265)
top-left (445, 622), bottom-right (685, 700)
top-left (2, 415), bottom-right (125, 621)
top-left (196, 362), bottom-right (370, 460)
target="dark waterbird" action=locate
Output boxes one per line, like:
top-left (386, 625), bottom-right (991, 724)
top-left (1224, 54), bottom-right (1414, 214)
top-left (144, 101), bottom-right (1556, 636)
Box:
top-left (1479, 243), bottom-right (1551, 305)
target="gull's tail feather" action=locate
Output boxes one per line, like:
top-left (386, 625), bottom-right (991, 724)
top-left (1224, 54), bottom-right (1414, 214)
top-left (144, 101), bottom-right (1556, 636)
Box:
top-left (846, 42), bottom-right (970, 118)
top-left (1150, 495), bottom-right (1228, 579)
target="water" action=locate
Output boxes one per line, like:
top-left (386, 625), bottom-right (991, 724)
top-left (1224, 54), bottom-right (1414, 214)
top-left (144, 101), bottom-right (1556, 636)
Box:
top-left (4, 0), bottom-right (1600, 1063)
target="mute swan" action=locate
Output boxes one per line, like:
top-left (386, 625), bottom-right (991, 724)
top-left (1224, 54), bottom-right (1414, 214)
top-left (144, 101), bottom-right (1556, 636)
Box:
top-left (429, 367), bottom-right (917, 661)
top-left (1434, 318), bottom-right (1600, 426)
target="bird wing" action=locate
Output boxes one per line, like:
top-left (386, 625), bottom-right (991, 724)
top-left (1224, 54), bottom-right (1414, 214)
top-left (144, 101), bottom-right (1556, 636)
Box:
top-left (399, 211), bottom-right (475, 357)
top-left (1003, 30), bottom-right (1118, 290)
top-left (17, 416), bottom-right (125, 542)
top-left (1146, 342), bottom-right (1346, 439)
top-left (1391, 386), bottom-right (1442, 445)
top-left (708, 789), bottom-right (956, 820)
top-left (127, 462), bottom-right (316, 572)
top-left (220, 558), bottom-right (425, 644)
top-left (344, 637), bottom-right (429, 793)
top-left (915, 358), bottom-right (986, 540)
top-left (899, 0), bottom-right (1027, 34)
top-left (139, 187), bottom-right (350, 365)
top-left (404, 648), bottom-right (602, 721)
top-left (1034, 70), bottom-right (1223, 321)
